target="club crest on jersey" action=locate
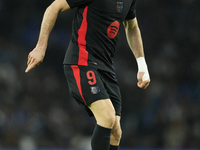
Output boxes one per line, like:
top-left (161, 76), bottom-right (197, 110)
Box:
top-left (116, 2), bottom-right (124, 13)
top-left (91, 85), bottom-right (100, 94)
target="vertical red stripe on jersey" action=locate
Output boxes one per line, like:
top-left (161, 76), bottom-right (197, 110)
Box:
top-left (71, 65), bottom-right (87, 105)
top-left (77, 6), bottom-right (89, 66)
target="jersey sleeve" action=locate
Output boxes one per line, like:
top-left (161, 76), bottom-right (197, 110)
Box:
top-left (66, 0), bottom-right (93, 9)
top-left (125, 0), bottom-right (136, 20)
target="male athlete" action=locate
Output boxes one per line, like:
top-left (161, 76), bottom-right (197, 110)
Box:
top-left (25, 0), bottom-right (150, 149)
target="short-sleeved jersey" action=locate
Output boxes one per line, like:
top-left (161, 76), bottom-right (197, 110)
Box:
top-left (63, 0), bottom-right (137, 73)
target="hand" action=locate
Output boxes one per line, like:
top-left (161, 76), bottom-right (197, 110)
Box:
top-left (137, 72), bottom-right (150, 89)
top-left (25, 47), bottom-right (45, 73)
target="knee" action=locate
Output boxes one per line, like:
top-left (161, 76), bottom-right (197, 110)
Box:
top-left (96, 109), bottom-right (116, 128)
top-left (101, 109), bottom-right (116, 127)
top-left (89, 99), bottom-right (116, 128)
top-left (111, 127), bottom-right (122, 141)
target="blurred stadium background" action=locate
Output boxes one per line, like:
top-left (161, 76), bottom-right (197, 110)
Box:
top-left (0, 0), bottom-right (200, 149)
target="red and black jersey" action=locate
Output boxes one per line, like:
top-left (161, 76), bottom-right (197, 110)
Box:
top-left (63, 0), bottom-right (137, 73)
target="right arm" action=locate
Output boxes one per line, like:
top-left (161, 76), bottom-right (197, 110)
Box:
top-left (25, 0), bottom-right (70, 73)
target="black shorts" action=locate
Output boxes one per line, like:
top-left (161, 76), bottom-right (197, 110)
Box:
top-left (64, 65), bottom-right (122, 116)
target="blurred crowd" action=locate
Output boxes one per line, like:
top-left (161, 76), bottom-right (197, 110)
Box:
top-left (0, 0), bottom-right (200, 149)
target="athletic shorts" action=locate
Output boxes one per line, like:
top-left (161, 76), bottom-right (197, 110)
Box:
top-left (63, 65), bottom-right (122, 116)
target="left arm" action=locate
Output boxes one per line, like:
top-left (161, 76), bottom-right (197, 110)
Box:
top-left (123, 18), bottom-right (150, 89)
top-left (123, 18), bottom-right (144, 58)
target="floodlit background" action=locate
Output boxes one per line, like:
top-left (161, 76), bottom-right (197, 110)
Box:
top-left (0, 0), bottom-right (200, 149)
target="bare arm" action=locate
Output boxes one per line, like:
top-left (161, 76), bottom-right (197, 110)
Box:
top-left (123, 18), bottom-right (150, 89)
top-left (25, 0), bottom-right (70, 73)
top-left (123, 18), bottom-right (144, 58)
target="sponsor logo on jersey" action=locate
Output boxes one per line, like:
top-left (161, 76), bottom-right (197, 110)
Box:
top-left (116, 2), bottom-right (124, 13)
top-left (107, 21), bottom-right (120, 39)
top-left (91, 85), bottom-right (100, 94)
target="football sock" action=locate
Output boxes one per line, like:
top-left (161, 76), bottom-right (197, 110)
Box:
top-left (91, 124), bottom-right (112, 150)
top-left (110, 145), bottom-right (119, 150)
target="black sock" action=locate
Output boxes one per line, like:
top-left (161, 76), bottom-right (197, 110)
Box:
top-left (91, 124), bottom-right (112, 150)
top-left (110, 145), bottom-right (119, 150)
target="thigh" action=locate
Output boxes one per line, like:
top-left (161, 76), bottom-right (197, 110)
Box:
top-left (88, 98), bottom-right (116, 128)
top-left (64, 65), bottom-right (110, 106)
top-left (99, 70), bottom-right (122, 116)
